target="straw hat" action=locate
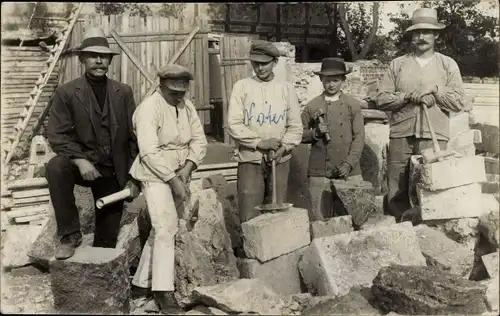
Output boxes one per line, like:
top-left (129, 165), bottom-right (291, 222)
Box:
top-left (75, 27), bottom-right (119, 55)
top-left (405, 8), bottom-right (446, 33)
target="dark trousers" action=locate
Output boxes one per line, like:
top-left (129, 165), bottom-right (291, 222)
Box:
top-left (45, 155), bottom-right (124, 248)
top-left (237, 159), bottom-right (290, 223)
top-left (387, 136), bottom-right (447, 219)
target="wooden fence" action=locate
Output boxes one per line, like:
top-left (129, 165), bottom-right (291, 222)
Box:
top-left (57, 14), bottom-right (212, 128)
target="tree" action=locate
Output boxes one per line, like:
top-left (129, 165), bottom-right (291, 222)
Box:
top-left (94, 3), bottom-right (152, 18)
top-left (389, 0), bottom-right (499, 77)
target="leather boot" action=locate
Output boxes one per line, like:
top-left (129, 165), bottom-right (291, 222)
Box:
top-left (154, 291), bottom-right (182, 314)
top-left (55, 231), bottom-right (83, 260)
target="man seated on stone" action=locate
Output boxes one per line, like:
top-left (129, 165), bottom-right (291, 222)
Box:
top-left (377, 8), bottom-right (465, 221)
top-left (46, 27), bottom-right (140, 260)
top-left (301, 58), bottom-right (365, 221)
top-left (129, 64), bottom-right (208, 313)
top-left (227, 40), bottom-right (303, 227)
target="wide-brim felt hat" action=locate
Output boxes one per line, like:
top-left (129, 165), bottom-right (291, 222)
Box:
top-left (75, 27), bottom-right (119, 55)
top-left (249, 40), bottom-right (281, 63)
top-left (314, 57), bottom-right (351, 76)
top-left (405, 8), bottom-right (446, 33)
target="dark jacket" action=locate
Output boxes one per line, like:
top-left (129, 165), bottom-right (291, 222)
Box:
top-left (301, 92), bottom-right (365, 178)
top-left (47, 76), bottom-right (138, 187)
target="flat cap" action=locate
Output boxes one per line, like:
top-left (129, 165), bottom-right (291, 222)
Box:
top-left (157, 63), bottom-right (193, 80)
top-left (249, 40), bottom-right (281, 63)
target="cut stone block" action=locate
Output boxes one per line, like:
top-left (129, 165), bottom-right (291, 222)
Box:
top-left (478, 194), bottom-right (500, 249)
top-left (49, 246), bottom-right (130, 314)
top-left (420, 155), bottom-right (486, 191)
top-left (301, 289), bottom-right (382, 315)
top-left (372, 264), bottom-right (488, 315)
top-left (484, 156), bottom-right (499, 174)
top-left (449, 111), bottom-right (472, 139)
top-left (331, 179), bottom-right (380, 226)
top-left (310, 216), bottom-right (353, 239)
top-left (448, 129), bottom-right (482, 156)
top-left (472, 122), bottom-right (499, 155)
top-left (483, 174), bottom-right (499, 194)
top-left (360, 213), bottom-right (396, 230)
top-left (482, 252), bottom-right (499, 279)
top-left (237, 246), bottom-right (307, 295)
top-left (242, 208), bottom-right (310, 262)
top-left (1, 225), bottom-right (43, 269)
top-left (417, 182), bottom-right (484, 220)
top-left (415, 225), bottom-right (475, 277)
top-left (431, 218), bottom-right (480, 252)
top-left (298, 222), bottom-right (426, 296)
top-left (360, 123), bottom-right (389, 195)
top-left (485, 274), bottom-right (499, 313)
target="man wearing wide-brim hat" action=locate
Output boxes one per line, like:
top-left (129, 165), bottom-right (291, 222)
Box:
top-left (377, 8), bottom-right (465, 220)
top-left (128, 63), bottom-right (207, 313)
top-left (46, 27), bottom-right (140, 260)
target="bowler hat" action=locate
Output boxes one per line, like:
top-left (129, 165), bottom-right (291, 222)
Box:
top-left (314, 58), bottom-right (351, 76)
top-left (157, 64), bottom-right (193, 92)
top-left (405, 8), bottom-right (446, 33)
top-left (249, 40), bottom-right (281, 63)
top-left (76, 27), bottom-right (119, 55)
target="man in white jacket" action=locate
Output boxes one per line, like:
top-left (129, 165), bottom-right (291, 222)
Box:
top-left (228, 40), bottom-right (303, 225)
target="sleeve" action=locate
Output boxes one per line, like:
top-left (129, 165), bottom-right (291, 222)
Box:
top-left (227, 81), bottom-right (262, 149)
top-left (186, 102), bottom-right (208, 169)
top-left (376, 60), bottom-right (408, 111)
top-left (125, 86), bottom-right (139, 170)
top-left (281, 83), bottom-right (304, 152)
top-left (301, 103), bottom-right (317, 144)
top-left (46, 88), bottom-right (87, 159)
top-left (133, 100), bottom-right (177, 183)
top-left (434, 58), bottom-right (466, 113)
top-left (344, 102), bottom-right (365, 169)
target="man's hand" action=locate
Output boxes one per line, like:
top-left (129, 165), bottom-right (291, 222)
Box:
top-left (257, 138), bottom-right (281, 151)
top-left (336, 162), bottom-right (352, 179)
top-left (407, 85), bottom-right (438, 103)
top-left (72, 159), bottom-right (101, 181)
top-left (176, 160), bottom-right (196, 184)
top-left (168, 176), bottom-right (189, 203)
top-left (270, 146), bottom-right (287, 161)
top-left (421, 94), bottom-right (436, 108)
top-left (315, 122), bottom-right (329, 138)
top-left (124, 179), bottom-right (141, 202)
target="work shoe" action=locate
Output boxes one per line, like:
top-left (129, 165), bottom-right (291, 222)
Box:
top-left (154, 291), bottom-right (182, 314)
top-left (55, 232), bottom-right (82, 260)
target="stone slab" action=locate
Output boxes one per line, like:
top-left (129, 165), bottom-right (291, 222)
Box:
top-left (472, 122), bottom-right (499, 155)
top-left (237, 246), bottom-right (307, 296)
top-left (420, 156), bottom-right (486, 191)
top-left (415, 225), bottom-right (475, 277)
top-left (448, 129), bottom-right (482, 157)
top-left (331, 179), bottom-right (380, 226)
top-left (310, 216), bottom-right (353, 239)
top-left (483, 174), bottom-right (499, 194)
top-left (242, 207), bottom-right (310, 262)
top-left (302, 289), bottom-right (382, 316)
top-left (417, 182), bottom-right (484, 220)
top-left (449, 111), bottom-right (472, 139)
top-left (298, 222), bottom-right (426, 296)
top-left (360, 123), bottom-right (390, 195)
top-left (49, 246), bottom-right (130, 314)
top-left (1, 225), bottom-right (43, 269)
top-left (360, 213), bottom-right (396, 230)
top-left (482, 252), bottom-right (499, 279)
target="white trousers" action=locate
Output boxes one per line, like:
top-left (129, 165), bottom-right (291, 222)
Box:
top-left (131, 181), bottom-right (178, 291)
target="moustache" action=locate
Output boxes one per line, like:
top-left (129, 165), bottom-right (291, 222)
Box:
top-left (414, 40), bottom-right (428, 45)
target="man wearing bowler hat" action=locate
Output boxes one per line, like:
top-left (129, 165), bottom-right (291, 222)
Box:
top-left (129, 63), bottom-right (207, 313)
top-left (227, 40), bottom-right (303, 226)
top-left (46, 27), bottom-right (140, 260)
top-left (377, 8), bottom-right (465, 220)
top-left (301, 58), bottom-right (365, 221)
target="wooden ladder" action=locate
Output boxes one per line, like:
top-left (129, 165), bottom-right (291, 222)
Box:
top-left (3, 3), bottom-right (83, 164)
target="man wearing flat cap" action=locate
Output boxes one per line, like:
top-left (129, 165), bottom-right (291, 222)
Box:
top-left (227, 40), bottom-right (303, 225)
top-left (46, 27), bottom-right (140, 260)
top-left (377, 8), bottom-right (465, 220)
top-left (129, 63), bottom-right (207, 312)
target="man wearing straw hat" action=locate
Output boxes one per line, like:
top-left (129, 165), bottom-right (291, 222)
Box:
top-left (377, 8), bottom-right (465, 220)
top-left (46, 27), bottom-right (141, 260)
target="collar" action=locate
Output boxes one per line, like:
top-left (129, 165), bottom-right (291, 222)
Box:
top-left (323, 92), bottom-right (341, 102)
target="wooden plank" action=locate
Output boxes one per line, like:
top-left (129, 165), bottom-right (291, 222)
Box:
top-left (13, 195), bottom-right (50, 205)
top-left (197, 162), bottom-right (238, 171)
top-left (121, 15), bottom-right (130, 86)
top-left (7, 204), bottom-right (48, 220)
top-left (15, 214), bottom-right (47, 224)
top-left (6, 177), bottom-right (48, 190)
top-left (12, 188), bottom-right (50, 199)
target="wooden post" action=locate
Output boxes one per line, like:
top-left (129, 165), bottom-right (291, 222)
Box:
top-left (276, 4), bottom-right (281, 41)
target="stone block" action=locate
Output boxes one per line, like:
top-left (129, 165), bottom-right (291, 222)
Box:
top-left (417, 182), bottom-right (484, 221)
top-left (242, 208), bottom-right (310, 262)
top-left (431, 218), bottom-right (480, 251)
top-left (482, 252), bottom-right (499, 279)
top-left (420, 155), bottom-right (486, 191)
top-left (302, 290), bottom-right (382, 316)
top-left (372, 264), bottom-right (488, 315)
top-left (298, 222), bottom-right (426, 296)
top-left (331, 179), bottom-right (380, 227)
top-left (485, 274), bottom-right (499, 313)
top-left (449, 111), bottom-right (472, 139)
top-left (478, 196), bottom-right (500, 249)
top-left (360, 213), bottom-right (396, 230)
top-left (360, 123), bottom-right (390, 195)
top-left (472, 122), bottom-right (499, 155)
top-left (448, 129), bottom-right (482, 156)
top-left (483, 174), bottom-right (499, 194)
top-left (237, 246), bottom-right (307, 295)
top-left (192, 279), bottom-right (285, 315)
top-left (415, 225), bottom-right (475, 277)
top-left (310, 216), bottom-right (353, 239)
top-left (1, 225), bottom-right (43, 269)
top-left (49, 246), bottom-right (130, 314)
top-left (484, 156), bottom-right (499, 174)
